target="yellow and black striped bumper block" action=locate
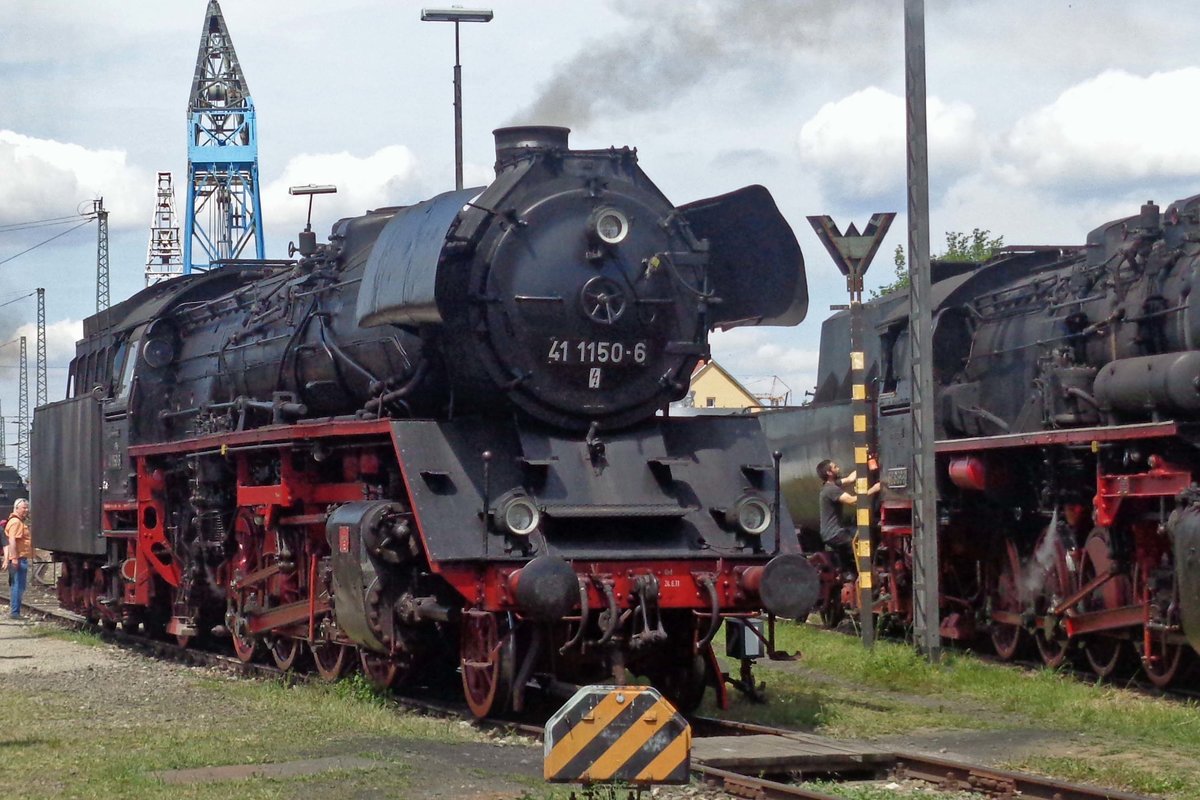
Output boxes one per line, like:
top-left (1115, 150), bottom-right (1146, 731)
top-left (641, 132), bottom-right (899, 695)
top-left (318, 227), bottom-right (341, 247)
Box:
top-left (544, 685), bottom-right (691, 785)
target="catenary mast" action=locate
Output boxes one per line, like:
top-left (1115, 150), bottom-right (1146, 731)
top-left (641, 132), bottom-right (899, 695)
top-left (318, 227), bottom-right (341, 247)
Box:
top-left (183, 0), bottom-right (264, 273)
top-left (36, 288), bottom-right (46, 409)
top-left (17, 337), bottom-right (27, 480)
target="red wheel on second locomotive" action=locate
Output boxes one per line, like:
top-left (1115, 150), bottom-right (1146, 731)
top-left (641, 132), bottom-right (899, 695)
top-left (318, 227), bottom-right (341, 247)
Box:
top-left (310, 641), bottom-right (352, 681)
top-left (359, 649), bottom-right (400, 691)
top-left (229, 613), bottom-right (259, 663)
top-left (227, 511), bottom-right (263, 663)
top-left (1135, 567), bottom-right (1191, 688)
top-left (460, 610), bottom-right (514, 718)
top-left (1141, 636), bottom-right (1188, 688)
top-left (1128, 563), bottom-right (1195, 690)
top-left (1030, 526), bottom-right (1073, 669)
top-left (271, 636), bottom-right (306, 672)
top-left (1078, 530), bottom-right (1132, 680)
top-left (989, 540), bottom-right (1025, 661)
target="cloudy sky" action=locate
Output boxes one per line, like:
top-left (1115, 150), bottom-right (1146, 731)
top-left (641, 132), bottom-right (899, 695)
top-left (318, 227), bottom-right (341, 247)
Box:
top-left (2, 0), bottom-right (1200, 464)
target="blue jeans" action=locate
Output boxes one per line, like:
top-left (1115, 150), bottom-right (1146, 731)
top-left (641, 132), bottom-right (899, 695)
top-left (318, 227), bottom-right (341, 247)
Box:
top-left (9, 558), bottom-right (27, 617)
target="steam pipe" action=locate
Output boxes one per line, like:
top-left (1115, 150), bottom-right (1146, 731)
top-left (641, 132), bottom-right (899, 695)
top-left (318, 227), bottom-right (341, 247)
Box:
top-left (695, 574), bottom-right (722, 652)
top-left (558, 578), bottom-right (590, 655)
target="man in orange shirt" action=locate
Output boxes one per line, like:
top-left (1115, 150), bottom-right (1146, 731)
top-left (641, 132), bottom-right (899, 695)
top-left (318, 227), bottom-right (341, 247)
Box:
top-left (5, 498), bottom-right (31, 619)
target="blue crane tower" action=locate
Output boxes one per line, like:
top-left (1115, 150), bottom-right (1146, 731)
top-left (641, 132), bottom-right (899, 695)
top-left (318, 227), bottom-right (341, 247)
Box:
top-left (184, 0), bottom-right (264, 272)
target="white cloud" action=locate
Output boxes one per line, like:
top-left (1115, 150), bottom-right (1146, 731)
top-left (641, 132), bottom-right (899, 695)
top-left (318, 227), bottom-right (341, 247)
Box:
top-left (797, 87), bottom-right (983, 204)
top-left (262, 146), bottom-right (428, 232)
top-left (1003, 68), bottom-right (1200, 190)
top-left (12, 318), bottom-right (82, 366)
top-left (0, 131), bottom-right (150, 229)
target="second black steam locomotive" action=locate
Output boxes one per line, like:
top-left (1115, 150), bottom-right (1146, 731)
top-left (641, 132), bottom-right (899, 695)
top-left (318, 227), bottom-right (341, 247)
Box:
top-left (771, 193), bottom-right (1200, 686)
top-left (33, 126), bottom-right (817, 715)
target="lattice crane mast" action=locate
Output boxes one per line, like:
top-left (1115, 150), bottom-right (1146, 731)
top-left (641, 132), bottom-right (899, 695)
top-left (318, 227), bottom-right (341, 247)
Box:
top-left (184, 0), bottom-right (264, 273)
top-left (146, 173), bottom-right (184, 285)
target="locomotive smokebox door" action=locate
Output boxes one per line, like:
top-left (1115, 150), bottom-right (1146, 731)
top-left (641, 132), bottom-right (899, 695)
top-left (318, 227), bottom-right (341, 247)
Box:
top-left (326, 501), bottom-right (406, 652)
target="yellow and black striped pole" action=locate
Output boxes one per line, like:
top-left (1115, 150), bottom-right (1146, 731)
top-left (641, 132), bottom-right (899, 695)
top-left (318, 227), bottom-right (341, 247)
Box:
top-left (850, 300), bottom-right (874, 647)
top-left (808, 213), bottom-right (895, 650)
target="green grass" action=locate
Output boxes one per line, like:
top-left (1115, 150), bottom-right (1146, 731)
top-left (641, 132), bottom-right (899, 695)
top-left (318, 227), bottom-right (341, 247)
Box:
top-left (8, 619), bottom-right (1200, 798)
top-left (0, 669), bottom-right (506, 800)
top-left (802, 779), bottom-right (976, 800)
top-left (715, 621), bottom-right (1200, 799)
top-left (29, 623), bottom-right (106, 647)
top-left (768, 622), bottom-right (1200, 750)
top-left (1009, 755), bottom-right (1195, 799)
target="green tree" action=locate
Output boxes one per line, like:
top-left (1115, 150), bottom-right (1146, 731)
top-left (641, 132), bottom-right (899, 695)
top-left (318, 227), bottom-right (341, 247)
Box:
top-left (869, 244), bottom-right (909, 299)
top-left (941, 228), bottom-right (1005, 263)
top-left (870, 229), bottom-right (1004, 297)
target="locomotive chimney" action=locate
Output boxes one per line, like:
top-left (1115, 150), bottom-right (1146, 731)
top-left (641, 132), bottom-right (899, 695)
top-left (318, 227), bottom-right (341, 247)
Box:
top-left (1139, 200), bottom-right (1160, 232)
top-left (493, 126), bottom-right (570, 169)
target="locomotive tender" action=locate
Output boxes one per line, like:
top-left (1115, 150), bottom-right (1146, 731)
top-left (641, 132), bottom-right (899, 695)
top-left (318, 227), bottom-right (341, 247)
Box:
top-left (773, 194), bottom-right (1200, 685)
top-left (32, 126), bottom-right (817, 715)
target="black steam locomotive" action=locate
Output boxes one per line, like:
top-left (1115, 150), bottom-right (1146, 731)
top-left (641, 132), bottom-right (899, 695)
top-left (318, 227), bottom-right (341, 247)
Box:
top-left (32, 126), bottom-right (816, 715)
top-left (771, 194), bottom-right (1200, 686)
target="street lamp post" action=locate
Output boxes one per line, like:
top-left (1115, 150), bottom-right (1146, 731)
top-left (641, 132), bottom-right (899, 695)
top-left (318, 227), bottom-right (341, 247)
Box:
top-left (421, 7), bottom-right (494, 190)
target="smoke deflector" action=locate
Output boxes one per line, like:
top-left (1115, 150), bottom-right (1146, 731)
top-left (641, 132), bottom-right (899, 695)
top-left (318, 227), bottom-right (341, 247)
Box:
top-left (679, 185), bottom-right (807, 329)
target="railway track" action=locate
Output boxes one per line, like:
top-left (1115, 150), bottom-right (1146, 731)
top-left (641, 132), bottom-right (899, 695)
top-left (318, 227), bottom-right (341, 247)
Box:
top-left (6, 591), bottom-right (1157, 800)
top-left (688, 716), bottom-right (1156, 800)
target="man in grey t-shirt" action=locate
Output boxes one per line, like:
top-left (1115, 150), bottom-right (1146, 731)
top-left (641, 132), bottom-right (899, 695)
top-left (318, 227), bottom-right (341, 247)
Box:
top-left (816, 459), bottom-right (879, 571)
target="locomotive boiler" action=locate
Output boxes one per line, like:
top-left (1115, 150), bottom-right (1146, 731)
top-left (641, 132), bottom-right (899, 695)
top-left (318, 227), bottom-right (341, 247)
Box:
top-left (32, 126), bottom-right (817, 715)
top-left (776, 193), bottom-right (1200, 685)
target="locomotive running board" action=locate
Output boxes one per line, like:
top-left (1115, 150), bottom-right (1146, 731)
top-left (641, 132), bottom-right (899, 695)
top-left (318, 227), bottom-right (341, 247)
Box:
top-left (935, 420), bottom-right (1182, 452)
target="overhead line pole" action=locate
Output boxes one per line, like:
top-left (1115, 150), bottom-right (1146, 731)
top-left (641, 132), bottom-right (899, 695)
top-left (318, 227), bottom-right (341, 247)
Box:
top-left (36, 288), bottom-right (46, 408)
top-left (905, 0), bottom-right (941, 662)
top-left (17, 336), bottom-right (28, 480)
top-left (95, 198), bottom-right (109, 312)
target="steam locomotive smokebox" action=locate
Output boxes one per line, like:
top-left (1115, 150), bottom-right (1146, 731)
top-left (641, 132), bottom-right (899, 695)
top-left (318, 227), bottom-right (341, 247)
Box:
top-left (326, 501), bottom-right (406, 652)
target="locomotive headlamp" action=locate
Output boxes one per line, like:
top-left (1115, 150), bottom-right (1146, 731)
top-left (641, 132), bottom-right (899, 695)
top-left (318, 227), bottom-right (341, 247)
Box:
top-left (590, 207), bottom-right (630, 245)
top-left (731, 495), bottom-right (772, 536)
top-left (498, 494), bottom-right (541, 536)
